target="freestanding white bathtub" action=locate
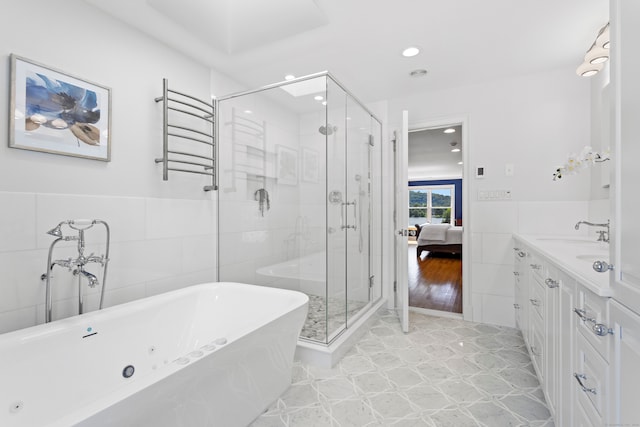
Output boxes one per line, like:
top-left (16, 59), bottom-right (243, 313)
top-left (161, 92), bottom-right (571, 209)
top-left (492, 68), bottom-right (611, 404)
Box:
top-left (0, 282), bottom-right (308, 427)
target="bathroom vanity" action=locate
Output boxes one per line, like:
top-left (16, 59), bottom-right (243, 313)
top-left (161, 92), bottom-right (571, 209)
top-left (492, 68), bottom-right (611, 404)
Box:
top-left (512, 234), bottom-right (640, 426)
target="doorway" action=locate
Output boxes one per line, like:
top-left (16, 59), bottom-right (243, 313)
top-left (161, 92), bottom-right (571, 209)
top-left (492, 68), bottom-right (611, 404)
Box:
top-left (407, 125), bottom-right (463, 315)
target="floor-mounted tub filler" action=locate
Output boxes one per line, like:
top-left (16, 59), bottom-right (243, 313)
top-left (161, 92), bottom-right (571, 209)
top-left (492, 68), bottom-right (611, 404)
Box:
top-left (0, 282), bottom-right (308, 427)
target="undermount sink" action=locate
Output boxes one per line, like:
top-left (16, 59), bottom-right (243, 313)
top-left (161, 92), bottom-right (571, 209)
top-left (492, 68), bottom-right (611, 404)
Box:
top-left (576, 254), bottom-right (609, 263)
top-left (536, 238), bottom-right (600, 245)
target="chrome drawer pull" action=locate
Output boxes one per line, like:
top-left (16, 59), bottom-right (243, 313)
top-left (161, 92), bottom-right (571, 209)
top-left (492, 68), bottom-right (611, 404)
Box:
top-left (530, 264), bottom-right (541, 270)
top-left (592, 260), bottom-right (613, 273)
top-left (573, 308), bottom-right (595, 323)
top-left (545, 278), bottom-right (559, 288)
top-left (530, 299), bottom-right (541, 307)
top-left (518, 251), bottom-right (526, 258)
top-left (592, 323), bottom-right (614, 336)
top-left (574, 309), bottom-right (613, 336)
top-left (573, 373), bottom-right (597, 395)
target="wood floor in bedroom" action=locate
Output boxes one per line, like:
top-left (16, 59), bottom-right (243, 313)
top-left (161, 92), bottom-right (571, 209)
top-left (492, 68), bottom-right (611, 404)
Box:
top-left (408, 244), bottom-right (463, 313)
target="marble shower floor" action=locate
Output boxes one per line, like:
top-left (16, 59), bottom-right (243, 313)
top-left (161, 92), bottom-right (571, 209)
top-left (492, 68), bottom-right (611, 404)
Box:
top-left (300, 295), bottom-right (368, 342)
top-left (251, 311), bottom-right (554, 427)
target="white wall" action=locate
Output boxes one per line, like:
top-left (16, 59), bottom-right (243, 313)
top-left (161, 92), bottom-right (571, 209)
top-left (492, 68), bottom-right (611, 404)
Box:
top-left (0, 0), bottom-right (218, 332)
top-left (387, 68), bottom-right (593, 327)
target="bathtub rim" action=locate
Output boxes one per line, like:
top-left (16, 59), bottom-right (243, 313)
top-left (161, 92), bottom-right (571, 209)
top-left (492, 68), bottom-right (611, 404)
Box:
top-left (0, 282), bottom-right (309, 342)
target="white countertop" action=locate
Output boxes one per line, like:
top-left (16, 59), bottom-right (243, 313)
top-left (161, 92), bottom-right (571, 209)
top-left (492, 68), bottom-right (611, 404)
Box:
top-left (513, 234), bottom-right (612, 297)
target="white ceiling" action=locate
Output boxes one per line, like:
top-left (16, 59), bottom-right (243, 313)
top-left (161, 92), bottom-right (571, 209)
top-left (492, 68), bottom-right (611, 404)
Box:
top-left (84, 0), bottom-right (608, 103)
top-left (409, 126), bottom-right (463, 181)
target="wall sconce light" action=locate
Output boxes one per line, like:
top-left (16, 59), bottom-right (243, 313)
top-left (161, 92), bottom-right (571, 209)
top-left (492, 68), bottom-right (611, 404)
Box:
top-left (576, 23), bottom-right (610, 77)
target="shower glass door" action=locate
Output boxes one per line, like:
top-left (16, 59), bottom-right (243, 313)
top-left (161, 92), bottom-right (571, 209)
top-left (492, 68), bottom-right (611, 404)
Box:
top-left (325, 77), bottom-right (348, 342)
top-left (345, 95), bottom-right (372, 327)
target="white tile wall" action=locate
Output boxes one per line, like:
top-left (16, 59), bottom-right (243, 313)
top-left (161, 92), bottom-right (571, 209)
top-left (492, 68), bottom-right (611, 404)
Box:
top-left (35, 194), bottom-right (146, 248)
top-left (471, 201), bottom-right (518, 233)
top-left (588, 199), bottom-right (611, 224)
top-left (479, 294), bottom-right (516, 328)
top-left (145, 197), bottom-right (214, 239)
top-left (471, 232), bottom-right (483, 263)
top-left (517, 201), bottom-right (589, 236)
top-left (0, 306), bottom-right (37, 334)
top-left (0, 191), bottom-right (216, 334)
top-left (481, 233), bottom-right (515, 265)
top-left (0, 192), bottom-right (37, 252)
top-left (471, 263), bottom-right (516, 297)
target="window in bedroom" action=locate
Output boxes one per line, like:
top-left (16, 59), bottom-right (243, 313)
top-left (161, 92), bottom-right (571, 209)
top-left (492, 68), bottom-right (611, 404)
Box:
top-left (408, 185), bottom-right (454, 226)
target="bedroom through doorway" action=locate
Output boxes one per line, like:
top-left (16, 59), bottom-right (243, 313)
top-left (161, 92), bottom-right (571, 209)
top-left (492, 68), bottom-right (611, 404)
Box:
top-left (407, 125), bottom-right (463, 314)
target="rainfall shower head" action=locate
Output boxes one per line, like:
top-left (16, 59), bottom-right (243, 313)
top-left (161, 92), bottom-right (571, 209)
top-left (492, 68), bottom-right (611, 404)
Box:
top-left (319, 125), bottom-right (337, 136)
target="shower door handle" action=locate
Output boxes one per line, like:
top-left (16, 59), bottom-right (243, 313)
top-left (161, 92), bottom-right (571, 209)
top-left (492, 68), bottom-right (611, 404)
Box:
top-left (351, 200), bottom-right (357, 231)
top-left (341, 201), bottom-right (357, 230)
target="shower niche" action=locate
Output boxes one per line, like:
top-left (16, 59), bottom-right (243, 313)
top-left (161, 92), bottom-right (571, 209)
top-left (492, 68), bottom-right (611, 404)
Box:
top-left (216, 72), bottom-right (383, 345)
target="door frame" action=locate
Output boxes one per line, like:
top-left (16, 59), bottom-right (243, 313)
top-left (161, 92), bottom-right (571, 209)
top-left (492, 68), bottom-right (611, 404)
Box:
top-left (402, 114), bottom-right (472, 322)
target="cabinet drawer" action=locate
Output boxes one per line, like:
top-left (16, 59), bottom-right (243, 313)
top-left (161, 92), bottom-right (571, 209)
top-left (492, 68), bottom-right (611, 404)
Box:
top-left (575, 333), bottom-right (608, 421)
top-left (530, 278), bottom-right (545, 321)
top-left (575, 397), bottom-right (600, 427)
top-left (528, 253), bottom-right (545, 281)
top-left (530, 315), bottom-right (544, 382)
top-left (575, 284), bottom-right (611, 361)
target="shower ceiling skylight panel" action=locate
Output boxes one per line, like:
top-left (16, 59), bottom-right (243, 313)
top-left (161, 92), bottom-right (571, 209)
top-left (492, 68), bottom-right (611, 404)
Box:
top-left (279, 77), bottom-right (326, 98)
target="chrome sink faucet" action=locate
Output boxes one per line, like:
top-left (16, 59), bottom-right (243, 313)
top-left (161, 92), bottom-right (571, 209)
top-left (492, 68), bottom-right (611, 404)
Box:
top-left (575, 219), bottom-right (610, 243)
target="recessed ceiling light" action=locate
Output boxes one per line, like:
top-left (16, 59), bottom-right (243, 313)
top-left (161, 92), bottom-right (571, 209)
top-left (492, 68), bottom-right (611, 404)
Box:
top-left (322, 101), bottom-right (327, 106)
top-left (451, 148), bottom-right (461, 153)
top-left (284, 74), bottom-right (295, 81)
top-left (244, 110), bottom-right (252, 114)
top-left (409, 69), bottom-right (428, 78)
top-left (402, 47), bottom-right (420, 57)
top-left (458, 161), bottom-right (463, 165)
top-left (314, 95), bottom-right (324, 101)
top-left (444, 128), bottom-right (456, 134)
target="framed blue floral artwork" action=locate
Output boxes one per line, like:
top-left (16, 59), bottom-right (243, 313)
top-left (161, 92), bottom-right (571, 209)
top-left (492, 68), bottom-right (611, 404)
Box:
top-left (9, 54), bottom-right (112, 161)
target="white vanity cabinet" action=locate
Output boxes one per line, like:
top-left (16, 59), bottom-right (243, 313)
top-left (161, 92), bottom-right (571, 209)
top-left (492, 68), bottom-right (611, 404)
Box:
top-left (518, 247), bottom-right (561, 418)
top-left (512, 236), bottom-right (612, 426)
top-left (512, 246), bottom-right (529, 340)
top-left (573, 282), bottom-right (611, 426)
top-left (609, 299), bottom-right (640, 426)
top-left (557, 269), bottom-right (575, 427)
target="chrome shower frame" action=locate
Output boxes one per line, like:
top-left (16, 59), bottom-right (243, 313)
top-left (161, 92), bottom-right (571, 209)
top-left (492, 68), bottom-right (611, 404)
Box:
top-left (41, 219), bottom-right (111, 323)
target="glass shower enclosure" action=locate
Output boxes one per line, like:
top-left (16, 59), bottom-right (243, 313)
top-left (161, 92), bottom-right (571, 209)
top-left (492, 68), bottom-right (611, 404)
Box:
top-left (216, 72), bottom-right (383, 344)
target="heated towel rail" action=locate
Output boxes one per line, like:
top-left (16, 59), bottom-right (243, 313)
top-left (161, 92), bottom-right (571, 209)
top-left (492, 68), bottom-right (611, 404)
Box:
top-left (155, 78), bottom-right (216, 191)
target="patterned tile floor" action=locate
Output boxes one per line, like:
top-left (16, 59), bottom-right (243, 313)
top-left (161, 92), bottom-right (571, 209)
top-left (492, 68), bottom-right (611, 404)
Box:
top-left (250, 310), bottom-right (554, 427)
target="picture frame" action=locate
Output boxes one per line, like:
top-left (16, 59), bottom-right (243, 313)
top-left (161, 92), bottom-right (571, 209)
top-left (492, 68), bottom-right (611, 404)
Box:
top-left (302, 148), bottom-right (319, 183)
top-left (9, 54), bottom-right (112, 161)
top-left (276, 145), bottom-right (298, 185)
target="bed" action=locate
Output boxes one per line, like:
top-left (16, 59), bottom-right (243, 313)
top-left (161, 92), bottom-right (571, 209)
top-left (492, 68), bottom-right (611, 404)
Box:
top-left (414, 223), bottom-right (463, 257)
